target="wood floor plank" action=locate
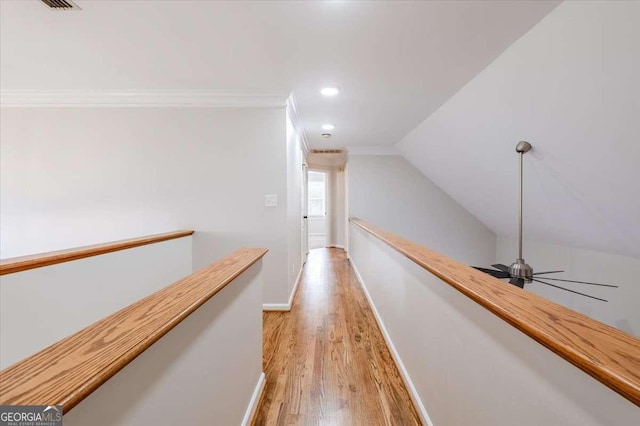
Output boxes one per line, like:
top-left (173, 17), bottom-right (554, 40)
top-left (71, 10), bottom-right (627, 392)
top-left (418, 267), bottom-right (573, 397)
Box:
top-left (253, 248), bottom-right (421, 425)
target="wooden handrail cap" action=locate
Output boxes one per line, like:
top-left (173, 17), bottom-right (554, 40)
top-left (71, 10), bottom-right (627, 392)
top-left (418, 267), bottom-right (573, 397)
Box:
top-left (349, 217), bottom-right (640, 407)
top-left (0, 230), bottom-right (195, 275)
top-left (0, 247), bottom-right (267, 412)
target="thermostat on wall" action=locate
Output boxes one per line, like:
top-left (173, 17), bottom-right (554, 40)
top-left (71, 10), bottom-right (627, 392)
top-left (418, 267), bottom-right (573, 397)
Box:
top-left (264, 195), bottom-right (278, 207)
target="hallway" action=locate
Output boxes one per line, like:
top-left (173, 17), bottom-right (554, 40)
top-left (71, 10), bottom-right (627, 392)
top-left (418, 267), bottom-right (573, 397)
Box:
top-left (253, 248), bottom-right (421, 425)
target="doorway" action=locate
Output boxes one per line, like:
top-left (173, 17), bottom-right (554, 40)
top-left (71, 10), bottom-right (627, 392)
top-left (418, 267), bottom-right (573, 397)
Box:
top-left (307, 170), bottom-right (328, 250)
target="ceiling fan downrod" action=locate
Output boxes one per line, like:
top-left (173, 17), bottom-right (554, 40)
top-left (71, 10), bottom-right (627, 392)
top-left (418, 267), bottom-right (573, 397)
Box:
top-left (510, 141), bottom-right (534, 283)
top-left (471, 141), bottom-right (614, 300)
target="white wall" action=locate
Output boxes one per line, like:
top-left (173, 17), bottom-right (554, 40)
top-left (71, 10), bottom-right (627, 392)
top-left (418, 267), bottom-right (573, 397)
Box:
top-left (0, 236), bottom-right (192, 369)
top-left (347, 155), bottom-right (495, 265)
top-left (350, 224), bottom-right (640, 426)
top-left (285, 107), bottom-right (304, 305)
top-left (497, 237), bottom-right (640, 337)
top-left (328, 167), bottom-right (339, 247)
top-left (335, 168), bottom-right (346, 248)
top-left (0, 106), bottom-right (292, 305)
top-left (65, 260), bottom-right (264, 426)
top-left (344, 163), bottom-right (350, 253)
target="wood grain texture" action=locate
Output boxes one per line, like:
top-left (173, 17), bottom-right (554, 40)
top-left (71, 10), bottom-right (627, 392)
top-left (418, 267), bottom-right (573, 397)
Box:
top-left (350, 218), bottom-right (640, 407)
top-left (0, 248), bottom-right (267, 413)
top-left (254, 248), bottom-right (422, 425)
top-left (0, 230), bottom-right (195, 275)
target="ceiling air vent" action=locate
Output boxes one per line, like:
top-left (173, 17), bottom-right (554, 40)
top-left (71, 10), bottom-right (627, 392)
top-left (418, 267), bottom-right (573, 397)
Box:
top-left (41, 0), bottom-right (80, 10)
top-left (310, 149), bottom-right (344, 154)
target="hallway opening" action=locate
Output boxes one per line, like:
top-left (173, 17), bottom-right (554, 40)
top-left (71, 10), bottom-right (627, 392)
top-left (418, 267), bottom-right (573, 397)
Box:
top-left (307, 170), bottom-right (328, 250)
top-left (254, 248), bottom-right (421, 425)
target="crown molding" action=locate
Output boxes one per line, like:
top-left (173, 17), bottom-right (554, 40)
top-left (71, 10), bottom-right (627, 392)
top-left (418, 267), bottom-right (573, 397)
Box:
top-left (0, 90), bottom-right (289, 108)
top-left (286, 92), bottom-right (310, 156)
top-left (346, 145), bottom-right (400, 156)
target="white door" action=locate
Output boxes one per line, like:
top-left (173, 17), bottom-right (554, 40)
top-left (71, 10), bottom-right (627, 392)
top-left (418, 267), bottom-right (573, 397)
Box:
top-left (307, 170), bottom-right (328, 250)
top-left (302, 163), bottom-right (309, 264)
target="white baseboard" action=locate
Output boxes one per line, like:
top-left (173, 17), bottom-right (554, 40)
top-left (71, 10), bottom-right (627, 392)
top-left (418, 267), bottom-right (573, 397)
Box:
top-left (262, 303), bottom-right (290, 311)
top-left (349, 258), bottom-right (434, 426)
top-left (287, 267), bottom-right (303, 307)
top-left (262, 266), bottom-right (303, 312)
top-left (241, 372), bottom-right (266, 426)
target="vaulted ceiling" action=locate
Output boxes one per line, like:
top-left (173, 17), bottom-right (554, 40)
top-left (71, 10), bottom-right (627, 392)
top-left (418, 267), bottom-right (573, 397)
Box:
top-left (398, 1), bottom-right (640, 258)
top-left (0, 0), bottom-right (559, 148)
top-left (4, 1), bottom-right (635, 259)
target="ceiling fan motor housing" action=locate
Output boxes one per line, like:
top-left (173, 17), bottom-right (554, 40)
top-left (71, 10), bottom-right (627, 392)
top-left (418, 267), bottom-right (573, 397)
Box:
top-left (509, 259), bottom-right (534, 283)
top-left (516, 141), bottom-right (532, 153)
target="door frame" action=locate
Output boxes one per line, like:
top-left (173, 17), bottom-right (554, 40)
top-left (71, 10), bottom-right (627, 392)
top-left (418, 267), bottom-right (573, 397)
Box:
top-left (302, 163), bottom-right (309, 264)
top-left (307, 168), bottom-right (329, 251)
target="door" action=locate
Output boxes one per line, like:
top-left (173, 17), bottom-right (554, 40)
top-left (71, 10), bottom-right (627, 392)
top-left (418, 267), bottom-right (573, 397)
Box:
top-left (302, 163), bottom-right (309, 264)
top-left (307, 170), bottom-right (328, 250)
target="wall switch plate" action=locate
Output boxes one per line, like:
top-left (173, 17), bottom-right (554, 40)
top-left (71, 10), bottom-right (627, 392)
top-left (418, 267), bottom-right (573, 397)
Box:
top-left (265, 195), bottom-right (278, 207)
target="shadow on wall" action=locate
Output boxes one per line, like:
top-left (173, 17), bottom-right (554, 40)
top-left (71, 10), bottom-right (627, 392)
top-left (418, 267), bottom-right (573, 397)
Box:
top-left (64, 265), bottom-right (259, 425)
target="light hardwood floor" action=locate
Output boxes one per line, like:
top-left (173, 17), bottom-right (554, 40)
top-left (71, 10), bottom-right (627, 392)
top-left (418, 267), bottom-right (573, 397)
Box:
top-left (253, 248), bottom-right (421, 425)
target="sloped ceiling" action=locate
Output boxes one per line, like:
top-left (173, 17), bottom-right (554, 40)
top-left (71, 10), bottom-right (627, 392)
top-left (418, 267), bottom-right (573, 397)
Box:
top-left (5, 1), bottom-right (633, 259)
top-left (0, 0), bottom-right (558, 148)
top-left (397, 1), bottom-right (640, 258)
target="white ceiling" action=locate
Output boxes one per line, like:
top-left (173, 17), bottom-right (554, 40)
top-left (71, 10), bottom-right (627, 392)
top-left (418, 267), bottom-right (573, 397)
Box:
top-left (0, 0), bottom-right (559, 149)
top-left (397, 1), bottom-right (640, 259)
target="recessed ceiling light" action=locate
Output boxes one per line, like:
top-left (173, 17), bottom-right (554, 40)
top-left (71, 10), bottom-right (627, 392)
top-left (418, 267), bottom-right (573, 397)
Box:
top-left (320, 86), bottom-right (340, 96)
top-left (322, 133), bottom-right (332, 139)
top-left (321, 124), bottom-right (335, 131)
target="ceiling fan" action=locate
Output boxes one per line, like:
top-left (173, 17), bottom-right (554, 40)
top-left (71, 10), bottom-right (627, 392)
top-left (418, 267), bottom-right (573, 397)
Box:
top-left (472, 141), bottom-right (618, 302)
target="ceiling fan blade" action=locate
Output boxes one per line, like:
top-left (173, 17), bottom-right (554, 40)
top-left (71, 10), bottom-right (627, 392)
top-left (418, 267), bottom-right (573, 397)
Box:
top-left (492, 264), bottom-right (510, 272)
top-left (532, 279), bottom-right (607, 302)
top-left (473, 267), bottom-right (511, 279)
top-left (532, 270), bottom-right (564, 276)
top-left (509, 277), bottom-right (525, 288)
top-left (533, 277), bottom-right (618, 288)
